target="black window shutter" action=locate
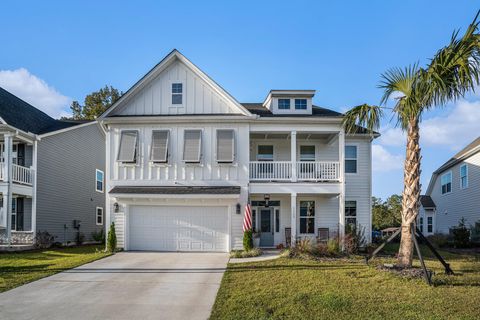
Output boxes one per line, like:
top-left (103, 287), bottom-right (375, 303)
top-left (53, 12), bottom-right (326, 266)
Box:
top-left (17, 144), bottom-right (25, 166)
top-left (16, 198), bottom-right (24, 231)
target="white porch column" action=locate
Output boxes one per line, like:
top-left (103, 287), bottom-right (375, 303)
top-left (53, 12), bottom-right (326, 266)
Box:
top-left (31, 140), bottom-right (38, 241)
top-left (291, 192), bottom-right (297, 247)
top-left (291, 130), bottom-right (297, 182)
top-left (338, 130), bottom-right (345, 242)
top-left (4, 134), bottom-right (13, 245)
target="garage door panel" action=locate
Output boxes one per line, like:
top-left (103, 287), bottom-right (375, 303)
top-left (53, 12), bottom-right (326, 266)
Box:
top-left (129, 205), bottom-right (228, 252)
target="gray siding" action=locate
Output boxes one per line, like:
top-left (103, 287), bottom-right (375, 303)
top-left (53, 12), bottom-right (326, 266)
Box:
top-left (429, 152), bottom-right (480, 233)
top-left (36, 124), bottom-right (105, 244)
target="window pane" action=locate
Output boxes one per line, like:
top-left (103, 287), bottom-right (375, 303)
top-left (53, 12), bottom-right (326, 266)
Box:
top-left (300, 201), bottom-right (315, 217)
top-left (258, 145), bottom-right (273, 161)
top-left (275, 209), bottom-right (280, 232)
top-left (172, 94), bottom-right (182, 105)
top-left (345, 146), bottom-right (357, 158)
top-left (300, 218), bottom-right (315, 234)
top-left (345, 217), bottom-right (356, 227)
top-left (278, 99), bottom-right (290, 109)
top-left (252, 209), bottom-right (256, 231)
top-left (300, 145), bottom-right (315, 161)
top-left (97, 181), bottom-right (103, 191)
top-left (172, 83), bottom-right (183, 93)
top-left (460, 165), bottom-right (467, 176)
top-left (345, 160), bottom-right (357, 173)
top-left (295, 99), bottom-right (307, 110)
top-left (345, 201), bottom-right (357, 216)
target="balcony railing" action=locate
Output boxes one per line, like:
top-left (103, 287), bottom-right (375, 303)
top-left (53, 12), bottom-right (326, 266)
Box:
top-left (0, 163), bottom-right (34, 186)
top-left (249, 161), bottom-right (340, 182)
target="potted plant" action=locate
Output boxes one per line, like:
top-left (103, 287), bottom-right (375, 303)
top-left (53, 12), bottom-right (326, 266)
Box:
top-left (252, 229), bottom-right (261, 248)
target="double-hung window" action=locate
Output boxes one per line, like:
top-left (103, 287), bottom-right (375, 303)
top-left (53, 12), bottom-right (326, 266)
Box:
top-left (460, 164), bottom-right (468, 189)
top-left (441, 172), bottom-right (452, 194)
top-left (427, 216), bottom-right (433, 233)
top-left (117, 130), bottom-right (139, 164)
top-left (96, 207), bottom-right (104, 225)
top-left (171, 83), bottom-right (183, 105)
top-left (295, 99), bottom-right (307, 110)
top-left (95, 169), bottom-right (104, 193)
top-left (345, 200), bottom-right (357, 228)
top-left (419, 217), bottom-right (424, 233)
top-left (257, 145), bottom-right (274, 161)
top-left (183, 130), bottom-right (202, 163)
top-left (150, 130), bottom-right (170, 163)
top-left (216, 129), bottom-right (235, 163)
top-left (345, 145), bottom-right (357, 173)
top-left (278, 99), bottom-right (290, 110)
top-left (300, 201), bottom-right (315, 234)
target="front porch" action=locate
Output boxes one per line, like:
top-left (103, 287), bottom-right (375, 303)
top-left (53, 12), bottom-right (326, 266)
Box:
top-left (249, 193), bottom-right (345, 248)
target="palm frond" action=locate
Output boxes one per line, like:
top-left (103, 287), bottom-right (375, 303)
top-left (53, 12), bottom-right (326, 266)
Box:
top-left (379, 64), bottom-right (419, 106)
top-left (342, 104), bottom-right (383, 135)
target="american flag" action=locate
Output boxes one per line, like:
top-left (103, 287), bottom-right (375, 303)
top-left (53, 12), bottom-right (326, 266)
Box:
top-left (242, 204), bottom-right (252, 232)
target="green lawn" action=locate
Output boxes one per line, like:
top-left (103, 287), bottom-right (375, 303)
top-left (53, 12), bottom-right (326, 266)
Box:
top-left (0, 245), bottom-right (111, 292)
top-left (211, 247), bottom-right (480, 320)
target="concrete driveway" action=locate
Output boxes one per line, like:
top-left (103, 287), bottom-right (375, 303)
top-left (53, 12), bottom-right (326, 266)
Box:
top-left (0, 252), bottom-right (229, 320)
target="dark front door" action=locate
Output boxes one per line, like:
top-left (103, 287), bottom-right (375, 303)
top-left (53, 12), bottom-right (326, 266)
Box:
top-left (259, 208), bottom-right (274, 247)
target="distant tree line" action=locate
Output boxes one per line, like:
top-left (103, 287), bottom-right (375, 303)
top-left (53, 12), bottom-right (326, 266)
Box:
top-left (372, 195), bottom-right (402, 231)
top-left (62, 85), bottom-right (122, 120)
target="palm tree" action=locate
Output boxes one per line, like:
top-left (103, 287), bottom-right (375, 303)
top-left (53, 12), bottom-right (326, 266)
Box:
top-left (343, 12), bottom-right (480, 267)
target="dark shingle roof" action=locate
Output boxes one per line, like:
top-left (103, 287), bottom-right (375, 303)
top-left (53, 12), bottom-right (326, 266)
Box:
top-left (434, 136), bottom-right (480, 174)
top-left (0, 87), bottom-right (86, 134)
top-left (420, 195), bottom-right (436, 208)
top-left (241, 103), bottom-right (343, 117)
top-left (109, 186), bottom-right (241, 195)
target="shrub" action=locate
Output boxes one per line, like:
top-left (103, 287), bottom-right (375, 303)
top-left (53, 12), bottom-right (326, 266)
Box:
top-left (92, 229), bottom-right (105, 244)
top-left (296, 238), bottom-right (313, 253)
top-left (327, 239), bottom-right (340, 255)
top-left (344, 224), bottom-right (366, 254)
top-left (470, 220), bottom-right (480, 245)
top-left (107, 222), bottom-right (117, 253)
top-left (451, 218), bottom-right (470, 248)
top-left (243, 229), bottom-right (253, 251)
top-left (230, 248), bottom-right (262, 258)
top-left (426, 233), bottom-right (449, 248)
top-left (35, 231), bottom-right (55, 249)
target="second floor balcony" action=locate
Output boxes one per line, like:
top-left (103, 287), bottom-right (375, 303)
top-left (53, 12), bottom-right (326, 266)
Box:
top-left (249, 161), bottom-right (340, 182)
top-left (0, 163), bottom-right (34, 186)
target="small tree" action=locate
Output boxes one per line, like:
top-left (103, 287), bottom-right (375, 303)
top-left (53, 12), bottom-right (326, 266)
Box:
top-left (243, 229), bottom-right (253, 251)
top-left (452, 218), bottom-right (470, 248)
top-left (107, 222), bottom-right (117, 253)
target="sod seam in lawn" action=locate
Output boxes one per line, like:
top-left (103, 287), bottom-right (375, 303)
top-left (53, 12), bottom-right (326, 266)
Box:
top-left (0, 245), bottom-right (111, 293)
top-left (210, 248), bottom-right (480, 320)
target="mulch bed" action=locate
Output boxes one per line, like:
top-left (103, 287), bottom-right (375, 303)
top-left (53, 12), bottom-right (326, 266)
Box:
top-left (377, 264), bottom-right (430, 279)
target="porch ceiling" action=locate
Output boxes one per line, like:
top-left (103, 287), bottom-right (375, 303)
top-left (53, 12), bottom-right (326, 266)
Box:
top-left (250, 132), bottom-right (337, 141)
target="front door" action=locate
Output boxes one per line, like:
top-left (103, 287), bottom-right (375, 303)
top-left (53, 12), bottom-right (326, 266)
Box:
top-left (260, 208), bottom-right (274, 247)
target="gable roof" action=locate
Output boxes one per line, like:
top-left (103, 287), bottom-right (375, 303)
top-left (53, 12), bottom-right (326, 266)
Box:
top-left (0, 87), bottom-right (89, 135)
top-left (434, 136), bottom-right (480, 174)
top-left (420, 195), bottom-right (436, 209)
top-left (100, 49), bottom-right (253, 118)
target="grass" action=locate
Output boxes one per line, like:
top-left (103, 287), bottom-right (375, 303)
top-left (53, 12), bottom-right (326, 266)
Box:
top-left (0, 245), bottom-right (111, 292)
top-left (211, 245), bottom-right (480, 320)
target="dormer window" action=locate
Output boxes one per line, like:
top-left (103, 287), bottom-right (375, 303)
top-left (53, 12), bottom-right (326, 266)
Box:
top-left (171, 83), bottom-right (183, 105)
top-left (295, 99), bottom-right (307, 110)
top-left (278, 99), bottom-right (290, 110)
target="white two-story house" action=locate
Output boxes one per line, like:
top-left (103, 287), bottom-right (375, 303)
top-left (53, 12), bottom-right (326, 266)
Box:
top-left (99, 50), bottom-right (377, 252)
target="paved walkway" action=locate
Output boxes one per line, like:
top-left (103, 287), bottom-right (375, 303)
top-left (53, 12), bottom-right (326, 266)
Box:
top-left (229, 249), bottom-right (282, 263)
top-left (0, 252), bottom-right (229, 320)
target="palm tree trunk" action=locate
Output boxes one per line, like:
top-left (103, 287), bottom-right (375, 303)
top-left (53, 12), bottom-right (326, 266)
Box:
top-left (397, 117), bottom-right (421, 268)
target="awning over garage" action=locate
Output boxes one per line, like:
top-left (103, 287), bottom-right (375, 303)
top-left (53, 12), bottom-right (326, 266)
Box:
top-left (109, 186), bottom-right (241, 195)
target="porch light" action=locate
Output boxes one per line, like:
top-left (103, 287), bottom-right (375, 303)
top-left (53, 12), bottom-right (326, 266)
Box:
top-left (114, 202), bottom-right (119, 213)
top-left (264, 194), bottom-right (270, 207)
top-left (236, 203), bottom-right (241, 214)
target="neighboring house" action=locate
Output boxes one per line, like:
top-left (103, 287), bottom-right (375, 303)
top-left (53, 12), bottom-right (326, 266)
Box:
top-left (419, 136), bottom-right (480, 235)
top-left (0, 87), bottom-right (105, 247)
top-left (99, 49), bottom-right (378, 252)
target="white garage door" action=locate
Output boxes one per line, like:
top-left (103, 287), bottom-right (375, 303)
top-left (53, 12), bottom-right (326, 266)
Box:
top-left (128, 205), bottom-right (229, 252)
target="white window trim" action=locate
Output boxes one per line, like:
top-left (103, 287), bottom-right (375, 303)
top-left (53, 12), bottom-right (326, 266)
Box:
top-left (95, 169), bottom-right (104, 193)
top-left (460, 164), bottom-right (468, 189)
top-left (441, 171), bottom-right (452, 195)
top-left (345, 144), bottom-right (358, 175)
top-left (170, 81), bottom-right (185, 108)
top-left (117, 129), bottom-right (140, 166)
top-left (149, 130), bottom-right (170, 164)
top-left (96, 207), bottom-right (104, 226)
top-left (257, 145), bottom-right (274, 161)
top-left (294, 98), bottom-right (308, 110)
top-left (299, 144), bottom-right (316, 161)
top-left (426, 215), bottom-right (434, 234)
top-left (299, 200), bottom-right (315, 235)
top-left (278, 98), bottom-right (291, 110)
top-left (182, 129), bottom-right (203, 164)
top-left (216, 129), bottom-right (236, 164)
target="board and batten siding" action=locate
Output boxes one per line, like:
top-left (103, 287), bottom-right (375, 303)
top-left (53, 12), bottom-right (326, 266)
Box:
top-left (112, 60), bottom-right (242, 116)
top-left (429, 152), bottom-right (480, 234)
top-left (344, 137), bottom-right (372, 241)
top-left (36, 123), bottom-right (105, 244)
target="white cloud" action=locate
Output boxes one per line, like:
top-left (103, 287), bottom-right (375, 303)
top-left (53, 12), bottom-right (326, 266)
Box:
top-left (377, 125), bottom-right (405, 147)
top-left (0, 68), bottom-right (71, 118)
top-left (372, 144), bottom-right (403, 172)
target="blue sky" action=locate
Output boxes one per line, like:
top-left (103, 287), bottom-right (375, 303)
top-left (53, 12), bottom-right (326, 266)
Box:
top-left (1, 1), bottom-right (479, 199)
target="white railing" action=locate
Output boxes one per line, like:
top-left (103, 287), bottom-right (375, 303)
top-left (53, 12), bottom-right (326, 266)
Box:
top-left (249, 161), bottom-right (340, 182)
top-left (0, 163), bottom-right (33, 186)
top-left (249, 161), bottom-right (292, 181)
top-left (296, 161), bottom-right (340, 181)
